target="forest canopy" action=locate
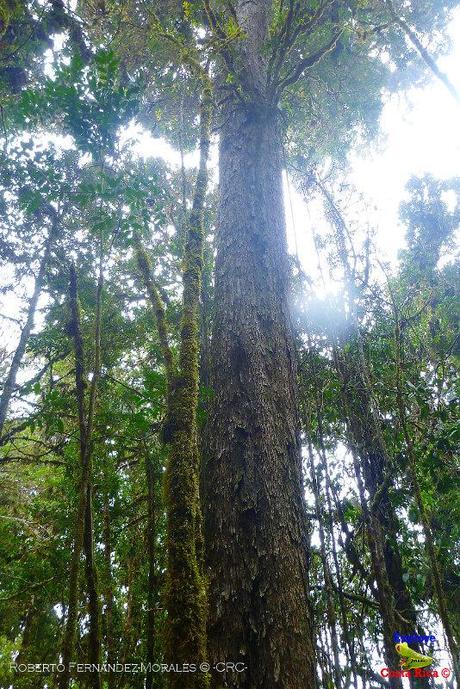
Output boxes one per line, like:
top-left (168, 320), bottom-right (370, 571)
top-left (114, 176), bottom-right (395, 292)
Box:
top-left (0, 2), bottom-right (459, 689)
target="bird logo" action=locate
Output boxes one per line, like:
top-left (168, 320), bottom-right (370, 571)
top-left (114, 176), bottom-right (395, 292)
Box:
top-left (395, 642), bottom-right (433, 670)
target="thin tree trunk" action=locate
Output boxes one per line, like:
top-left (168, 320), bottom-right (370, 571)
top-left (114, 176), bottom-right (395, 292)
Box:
top-left (58, 264), bottom-right (91, 689)
top-left (136, 84), bottom-right (212, 689)
top-left (164, 84), bottom-right (212, 689)
top-left (320, 436), bottom-right (359, 689)
top-left (0, 220), bottom-right (56, 437)
top-left (302, 343), bottom-right (363, 689)
top-left (383, 0), bottom-right (460, 103)
top-left (335, 342), bottom-right (429, 655)
top-left (348, 440), bottom-right (403, 689)
top-left (58, 261), bottom-right (102, 689)
top-left (199, 242), bottom-right (212, 392)
top-left (135, 242), bottom-right (175, 386)
top-left (102, 486), bottom-right (116, 689)
top-left (82, 256), bottom-right (104, 689)
top-left (84, 482), bottom-right (102, 689)
top-left (307, 439), bottom-right (342, 689)
top-left (318, 179), bottom-right (431, 687)
top-left (117, 535), bottom-right (139, 689)
top-left (16, 598), bottom-right (36, 666)
top-left (145, 454), bottom-right (158, 689)
top-left (308, 386), bottom-right (360, 688)
top-left (323, 479), bottom-right (358, 689)
top-left (326, 336), bottom-right (402, 685)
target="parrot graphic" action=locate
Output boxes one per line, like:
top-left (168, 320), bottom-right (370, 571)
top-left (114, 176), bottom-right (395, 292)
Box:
top-left (395, 642), bottom-right (433, 670)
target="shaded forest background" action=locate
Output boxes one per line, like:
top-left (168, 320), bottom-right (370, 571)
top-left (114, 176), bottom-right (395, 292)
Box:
top-left (0, 2), bottom-right (459, 689)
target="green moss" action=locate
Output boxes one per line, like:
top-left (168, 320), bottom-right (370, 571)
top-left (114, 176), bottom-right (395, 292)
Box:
top-left (135, 241), bottom-right (175, 381)
top-left (0, 0), bottom-right (18, 36)
top-left (136, 87), bottom-right (212, 688)
top-left (162, 90), bottom-right (212, 689)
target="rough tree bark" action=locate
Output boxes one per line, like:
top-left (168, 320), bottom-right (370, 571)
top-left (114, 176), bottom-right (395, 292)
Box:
top-left (202, 4), bottom-right (316, 688)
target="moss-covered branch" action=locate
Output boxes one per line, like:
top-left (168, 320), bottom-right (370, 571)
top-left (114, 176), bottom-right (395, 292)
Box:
top-left (136, 83), bottom-right (213, 688)
top-left (164, 82), bottom-right (212, 689)
top-left (135, 241), bottom-right (175, 385)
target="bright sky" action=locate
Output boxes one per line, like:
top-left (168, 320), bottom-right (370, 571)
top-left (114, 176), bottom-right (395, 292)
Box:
top-left (285, 7), bottom-right (460, 282)
top-left (2, 6), bottom-right (459, 371)
top-left (3, 9), bottom-right (460, 356)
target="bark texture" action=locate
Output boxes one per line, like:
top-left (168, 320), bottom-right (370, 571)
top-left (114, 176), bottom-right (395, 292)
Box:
top-left (203, 6), bottom-right (315, 680)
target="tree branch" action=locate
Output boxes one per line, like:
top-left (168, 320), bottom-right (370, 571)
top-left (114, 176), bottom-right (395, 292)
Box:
top-left (275, 29), bottom-right (344, 97)
top-left (383, 0), bottom-right (460, 104)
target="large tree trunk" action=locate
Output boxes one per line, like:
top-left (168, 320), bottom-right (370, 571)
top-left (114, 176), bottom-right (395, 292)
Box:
top-left (203, 90), bottom-right (315, 689)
